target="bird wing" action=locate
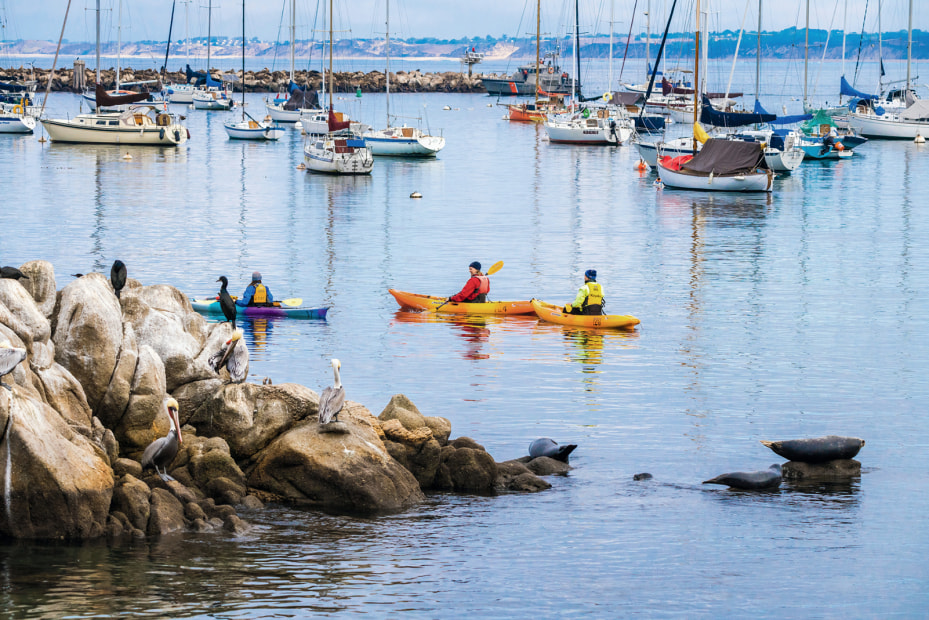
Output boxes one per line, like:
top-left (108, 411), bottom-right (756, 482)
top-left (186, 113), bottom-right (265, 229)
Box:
top-left (208, 344), bottom-right (228, 372)
top-left (141, 436), bottom-right (166, 469)
top-left (318, 386), bottom-right (345, 424)
top-left (227, 341), bottom-right (249, 383)
top-left (0, 346), bottom-right (27, 375)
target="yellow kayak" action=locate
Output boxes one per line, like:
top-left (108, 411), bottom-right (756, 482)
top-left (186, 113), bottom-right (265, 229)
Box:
top-left (389, 289), bottom-right (534, 315)
top-left (530, 299), bottom-right (640, 329)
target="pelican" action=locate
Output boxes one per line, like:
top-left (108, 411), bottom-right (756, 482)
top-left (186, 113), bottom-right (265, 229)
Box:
top-left (110, 260), bottom-right (127, 299)
top-left (0, 340), bottom-right (27, 391)
top-left (0, 267), bottom-right (28, 280)
top-left (208, 329), bottom-right (249, 383)
top-left (318, 358), bottom-right (345, 425)
top-left (216, 276), bottom-right (237, 330)
top-left (141, 398), bottom-right (183, 481)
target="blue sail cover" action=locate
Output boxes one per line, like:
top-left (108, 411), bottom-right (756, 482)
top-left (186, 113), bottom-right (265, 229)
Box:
top-left (185, 64), bottom-right (221, 87)
top-left (700, 95), bottom-right (776, 127)
top-left (754, 100), bottom-right (812, 125)
top-left (840, 76), bottom-right (877, 101)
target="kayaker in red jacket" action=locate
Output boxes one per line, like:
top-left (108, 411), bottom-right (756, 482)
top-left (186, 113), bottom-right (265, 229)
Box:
top-left (449, 261), bottom-right (490, 303)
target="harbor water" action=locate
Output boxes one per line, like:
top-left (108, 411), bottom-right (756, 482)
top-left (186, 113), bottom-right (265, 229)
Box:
top-left (0, 62), bottom-right (928, 616)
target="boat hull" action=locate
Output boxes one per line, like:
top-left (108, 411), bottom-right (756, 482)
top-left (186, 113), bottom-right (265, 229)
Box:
top-left (0, 114), bottom-right (35, 133)
top-left (191, 299), bottom-right (329, 320)
top-left (848, 112), bottom-right (929, 139)
top-left (657, 161), bottom-right (773, 192)
top-left (365, 134), bottom-right (444, 156)
top-left (389, 289), bottom-right (534, 315)
top-left (40, 118), bottom-right (187, 145)
top-left (530, 299), bottom-right (640, 329)
top-left (223, 122), bottom-right (285, 140)
top-left (764, 147), bottom-right (804, 172)
top-left (192, 93), bottom-right (233, 110)
top-left (265, 103), bottom-right (314, 122)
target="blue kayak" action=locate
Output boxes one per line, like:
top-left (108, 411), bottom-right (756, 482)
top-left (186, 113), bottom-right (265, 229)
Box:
top-left (191, 299), bottom-right (329, 320)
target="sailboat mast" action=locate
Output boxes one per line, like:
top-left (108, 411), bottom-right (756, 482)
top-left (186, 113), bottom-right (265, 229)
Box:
top-left (328, 0), bottom-right (333, 109)
top-left (241, 0), bottom-right (245, 116)
top-left (116, 0), bottom-right (122, 88)
top-left (906, 0), bottom-right (912, 91)
top-left (877, 0), bottom-right (882, 94)
top-left (386, 0), bottom-right (390, 127)
top-left (693, 0), bottom-right (699, 126)
top-left (608, 0), bottom-right (613, 91)
top-left (803, 0), bottom-right (808, 107)
top-left (841, 0), bottom-right (846, 82)
top-left (95, 0), bottom-right (100, 88)
top-left (185, 0), bottom-right (190, 66)
top-left (535, 0), bottom-right (540, 107)
top-left (207, 0), bottom-right (212, 85)
top-left (755, 0), bottom-right (760, 103)
top-left (290, 0), bottom-right (295, 83)
top-left (645, 0), bottom-right (650, 75)
top-left (573, 0), bottom-right (579, 103)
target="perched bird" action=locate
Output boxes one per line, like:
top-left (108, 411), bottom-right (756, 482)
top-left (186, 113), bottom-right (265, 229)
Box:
top-left (528, 438), bottom-right (578, 463)
top-left (702, 464), bottom-right (782, 491)
top-left (0, 340), bottom-right (27, 391)
top-left (141, 398), bottom-right (183, 481)
top-left (216, 276), bottom-right (237, 330)
top-left (318, 358), bottom-right (345, 425)
top-left (208, 329), bottom-right (249, 383)
top-left (110, 260), bottom-right (127, 299)
top-left (0, 266), bottom-right (28, 281)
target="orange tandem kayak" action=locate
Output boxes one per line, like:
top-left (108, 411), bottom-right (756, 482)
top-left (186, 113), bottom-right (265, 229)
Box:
top-left (530, 299), bottom-right (640, 329)
top-left (389, 289), bottom-right (534, 315)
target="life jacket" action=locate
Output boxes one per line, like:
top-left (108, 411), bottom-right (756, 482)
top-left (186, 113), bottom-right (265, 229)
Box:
top-left (251, 283), bottom-right (268, 305)
top-left (583, 282), bottom-right (603, 308)
top-left (476, 276), bottom-right (490, 295)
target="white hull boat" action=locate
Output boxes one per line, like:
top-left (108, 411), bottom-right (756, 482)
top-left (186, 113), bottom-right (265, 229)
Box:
top-left (298, 111), bottom-right (369, 136)
top-left (223, 118), bottom-right (285, 140)
top-left (363, 126), bottom-right (445, 156)
top-left (658, 162), bottom-right (773, 192)
top-left (165, 84), bottom-right (196, 103)
top-left (0, 104), bottom-right (37, 133)
top-left (192, 89), bottom-right (234, 110)
top-left (544, 114), bottom-right (633, 145)
top-left (41, 106), bottom-right (188, 146)
top-left (635, 137), bottom-right (696, 167)
top-left (304, 135), bottom-right (374, 174)
top-left (848, 110), bottom-right (929, 140)
top-left (656, 138), bottom-right (774, 193)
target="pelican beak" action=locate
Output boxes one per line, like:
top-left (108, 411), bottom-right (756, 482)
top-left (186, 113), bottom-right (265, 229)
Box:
top-left (218, 337), bottom-right (238, 368)
top-left (168, 405), bottom-right (182, 444)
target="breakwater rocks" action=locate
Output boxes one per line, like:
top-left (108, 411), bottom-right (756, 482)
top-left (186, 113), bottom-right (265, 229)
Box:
top-left (0, 67), bottom-right (486, 94)
top-left (0, 262), bottom-right (551, 540)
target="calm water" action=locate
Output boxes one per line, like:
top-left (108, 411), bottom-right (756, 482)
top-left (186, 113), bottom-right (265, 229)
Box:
top-left (1, 61), bottom-right (928, 616)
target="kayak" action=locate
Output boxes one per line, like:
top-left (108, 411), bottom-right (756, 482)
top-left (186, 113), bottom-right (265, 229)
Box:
top-left (530, 299), bottom-right (640, 329)
top-left (190, 299), bottom-right (329, 320)
top-left (388, 289), bottom-right (534, 315)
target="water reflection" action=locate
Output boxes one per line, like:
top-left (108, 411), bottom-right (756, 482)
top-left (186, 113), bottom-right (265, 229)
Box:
top-left (391, 311), bottom-right (537, 361)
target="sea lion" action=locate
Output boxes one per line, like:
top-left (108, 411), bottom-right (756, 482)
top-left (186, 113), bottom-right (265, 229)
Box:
top-left (760, 436), bottom-right (865, 463)
top-left (703, 464), bottom-right (782, 490)
top-left (528, 438), bottom-right (577, 463)
top-left (633, 473), bottom-right (653, 481)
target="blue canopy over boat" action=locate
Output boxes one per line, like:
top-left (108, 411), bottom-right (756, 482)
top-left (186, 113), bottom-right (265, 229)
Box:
top-left (840, 76), bottom-right (877, 101)
top-left (700, 95), bottom-right (776, 128)
top-left (185, 64), bottom-right (221, 88)
top-left (754, 100), bottom-right (812, 126)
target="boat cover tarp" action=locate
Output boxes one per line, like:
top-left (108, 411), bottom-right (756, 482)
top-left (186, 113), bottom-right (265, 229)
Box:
top-left (610, 91), bottom-right (644, 106)
top-left (662, 77), bottom-right (741, 99)
top-left (801, 109), bottom-right (838, 134)
top-left (327, 107), bottom-right (351, 132)
top-left (900, 99), bottom-right (929, 121)
top-left (700, 95), bottom-right (776, 128)
top-left (95, 82), bottom-right (150, 107)
top-left (186, 64), bottom-right (220, 87)
top-left (0, 80), bottom-right (28, 93)
top-left (755, 100), bottom-right (812, 125)
top-left (840, 76), bottom-right (877, 101)
top-left (284, 88), bottom-right (319, 110)
top-left (682, 138), bottom-right (767, 174)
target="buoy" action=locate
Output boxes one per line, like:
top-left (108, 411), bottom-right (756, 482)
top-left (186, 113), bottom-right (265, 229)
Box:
top-left (835, 142), bottom-right (845, 151)
top-left (635, 159), bottom-right (647, 172)
top-left (38, 136), bottom-right (47, 143)
top-left (264, 115), bottom-right (272, 122)
top-left (915, 133), bottom-right (926, 144)
top-left (296, 163), bottom-right (306, 170)
top-left (122, 152), bottom-right (132, 160)
top-left (355, 87), bottom-right (362, 98)
top-left (443, 105), bottom-right (451, 110)
top-left (410, 191), bottom-right (423, 199)
top-left (487, 103), bottom-right (493, 107)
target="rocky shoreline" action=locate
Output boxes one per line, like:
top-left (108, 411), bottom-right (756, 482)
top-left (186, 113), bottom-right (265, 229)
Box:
top-left (0, 262), bottom-right (560, 541)
top-left (0, 67), bottom-right (486, 94)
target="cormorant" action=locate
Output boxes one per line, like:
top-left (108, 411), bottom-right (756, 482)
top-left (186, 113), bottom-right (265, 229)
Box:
top-left (110, 260), bottom-right (127, 299)
top-left (216, 276), bottom-right (237, 330)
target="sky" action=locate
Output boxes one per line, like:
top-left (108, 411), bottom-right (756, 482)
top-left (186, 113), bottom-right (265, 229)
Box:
top-left (1, 0), bottom-right (922, 43)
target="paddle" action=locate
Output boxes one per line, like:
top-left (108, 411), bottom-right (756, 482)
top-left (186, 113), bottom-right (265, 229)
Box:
top-left (436, 261), bottom-right (504, 311)
top-left (279, 298), bottom-right (302, 307)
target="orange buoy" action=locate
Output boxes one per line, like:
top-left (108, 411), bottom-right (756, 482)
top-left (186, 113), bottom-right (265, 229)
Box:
top-left (635, 159), bottom-right (647, 171)
top-left (835, 142), bottom-right (845, 151)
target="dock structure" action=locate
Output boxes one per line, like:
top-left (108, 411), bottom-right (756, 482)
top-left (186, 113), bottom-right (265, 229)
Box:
top-left (460, 49), bottom-right (484, 77)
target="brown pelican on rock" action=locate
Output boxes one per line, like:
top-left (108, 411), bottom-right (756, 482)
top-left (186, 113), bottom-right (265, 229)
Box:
top-left (318, 359), bottom-right (347, 433)
top-left (209, 328), bottom-right (249, 383)
top-left (141, 398), bottom-right (183, 481)
top-left (0, 340), bottom-right (27, 391)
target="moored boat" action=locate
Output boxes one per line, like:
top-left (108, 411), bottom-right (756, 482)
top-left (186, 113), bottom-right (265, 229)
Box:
top-left (389, 289), bottom-right (534, 315)
top-left (190, 299), bottom-right (329, 320)
top-left (530, 299), bottom-right (640, 329)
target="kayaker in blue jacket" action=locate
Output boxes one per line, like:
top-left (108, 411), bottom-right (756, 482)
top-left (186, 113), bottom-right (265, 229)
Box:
top-left (237, 271), bottom-right (275, 307)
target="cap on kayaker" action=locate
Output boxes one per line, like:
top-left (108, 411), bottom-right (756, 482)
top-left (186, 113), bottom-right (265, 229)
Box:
top-left (585, 269), bottom-right (597, 281)
top-left (469, 261), bottom-right (481, 271)
top-left (252, 271), bottom-right (262, 282)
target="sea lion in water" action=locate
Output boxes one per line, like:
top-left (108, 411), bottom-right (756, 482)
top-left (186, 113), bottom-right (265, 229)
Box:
top-left (760, 436), bottom-right (864, 463)
top-left (528, 438), bottom-right (577, 463)
top-left (703, 464), bottom-right (782, 490)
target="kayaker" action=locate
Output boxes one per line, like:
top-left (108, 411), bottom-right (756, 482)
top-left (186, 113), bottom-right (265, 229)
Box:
top-left (564, 269), bottom-right (604, 315)
top-left (237, 271), bottom-right (275, 307)
top-left (449, 261), bottom-right (490, 303)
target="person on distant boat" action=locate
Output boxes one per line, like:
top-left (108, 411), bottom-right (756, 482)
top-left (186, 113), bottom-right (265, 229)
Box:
top-left (449, 261), bottom-right (489, 304)
top-left (237, 271), bottom-right (275, 307)
top-left (564, 270), bottom-right (604, 315)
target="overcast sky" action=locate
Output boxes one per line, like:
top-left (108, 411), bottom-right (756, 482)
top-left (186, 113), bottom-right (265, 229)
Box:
top-left (2, 0), bottom-right (922, 43)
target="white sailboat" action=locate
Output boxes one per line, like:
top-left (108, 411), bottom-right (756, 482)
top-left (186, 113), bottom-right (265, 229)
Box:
top-left (223, 0), bottom-right (284, 140)
top-left (164, 0), bottom-right (197, 103)
top-left (40, 0), bottom-right (188, 146)
top-left (265, 0), bottom-right (320, 122)
top-left (0, 100), bottom-right (37, 133)
top-left (303, 0), bottom-right (373, 174)
top-left (363, 0), bottom-right (444, 157)
top-left (191, 0), bottom-right (234, 111)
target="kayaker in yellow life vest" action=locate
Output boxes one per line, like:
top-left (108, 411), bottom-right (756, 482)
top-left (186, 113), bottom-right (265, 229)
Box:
top-left (237, 271), bottom-right (275, 307)
top-left (565, 269), bottom-right (604, 315)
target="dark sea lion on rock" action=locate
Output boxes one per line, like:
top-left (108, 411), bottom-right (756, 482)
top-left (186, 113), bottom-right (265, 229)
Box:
top-left (633, 473), bottom-right (653, 481)
top-left (703, 464), bottom-right (782, 490)
top-left (760, 436), bottom-right (865, 463)
top-left (528, 438), bottom-right (577, 463)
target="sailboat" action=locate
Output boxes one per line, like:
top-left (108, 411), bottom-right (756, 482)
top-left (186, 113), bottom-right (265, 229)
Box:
top-left (191, 0), bottom-right (234, 110)
top-left (265, 0), bottom-right (321, 122)
top-left (223, 0), bottom-right (284, 140)
top-left (0, 95), bottom-right (36, 133)
top-left (505, 0), bottom-right (566, 123)
top-left (303, 0), bottom-right (373, 174)
top-left (362, 0), bottom-right (444, 157)
top-left (40, 0), bottom-right (188, 145)
top-left (164, 0), bottom-right (198, 103)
